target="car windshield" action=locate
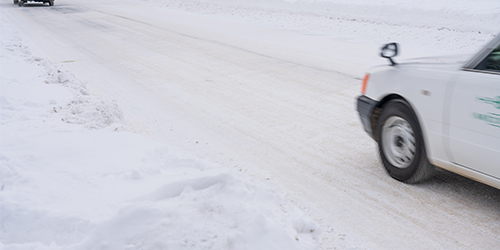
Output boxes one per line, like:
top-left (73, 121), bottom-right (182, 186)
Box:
top-left (477, 44), bottom-right (500, 72)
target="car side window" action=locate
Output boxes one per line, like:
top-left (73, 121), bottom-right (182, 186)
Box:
top-left (475, 44), bottom-right (500, 72)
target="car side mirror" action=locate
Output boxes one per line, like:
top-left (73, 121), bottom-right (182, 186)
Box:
top-left (381, 43), bottom-right (399, 66)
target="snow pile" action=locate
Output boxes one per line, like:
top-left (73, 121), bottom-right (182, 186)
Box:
top-left (0, 17), bottom-right (320, 250)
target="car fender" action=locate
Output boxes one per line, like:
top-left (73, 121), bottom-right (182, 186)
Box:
top-left (365, 63), bottom-right (458, 164)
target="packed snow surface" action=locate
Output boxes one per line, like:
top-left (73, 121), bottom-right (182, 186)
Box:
top-left (1, 0), bottom-right (500, 249)
top-left (0, 13), bottom-right (320, 250)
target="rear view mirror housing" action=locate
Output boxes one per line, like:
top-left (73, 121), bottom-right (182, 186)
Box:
top-left (381, 43), bottom-right (399, 66)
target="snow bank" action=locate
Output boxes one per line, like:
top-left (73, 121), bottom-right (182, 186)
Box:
top-left (139, 0), bottom-right (500, 53)
top-left (0, 15), bottom-right (320, 250)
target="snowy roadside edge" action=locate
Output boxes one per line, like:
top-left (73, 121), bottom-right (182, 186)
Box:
top-left (0, 13), bottom-right (322, 250)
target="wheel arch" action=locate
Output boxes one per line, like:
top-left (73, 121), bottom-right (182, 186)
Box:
top-left (370, 94), bottom-right (404, 140)
top-left (371, 94), bottom-right (425, 143)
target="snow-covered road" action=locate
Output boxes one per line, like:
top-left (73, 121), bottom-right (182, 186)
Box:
top-left (2, 0), bottom-right (500, 249)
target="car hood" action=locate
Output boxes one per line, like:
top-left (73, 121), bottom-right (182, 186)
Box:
top-left (370, 54), bottom-right (473, 75)
top-left (402, 54), bottom-right (470, 65)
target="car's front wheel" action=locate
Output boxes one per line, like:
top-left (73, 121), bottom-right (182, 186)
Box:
top-left (375, 99), bottom-right (436, 183)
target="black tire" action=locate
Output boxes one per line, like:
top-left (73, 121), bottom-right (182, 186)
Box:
top-left (14, 0), bottom-right (19, 4)
top-left (375, 99), bottom-right (436, 183)
top-left (49, 0), bottom-right (54, 6)
top-left (18, 0), bottom-right (24, 7)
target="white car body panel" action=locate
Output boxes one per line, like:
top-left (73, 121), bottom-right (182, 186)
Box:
top-left (446, 71), bottom-right (500, 179)
top-left (361, 35), bottom-right (500, 189)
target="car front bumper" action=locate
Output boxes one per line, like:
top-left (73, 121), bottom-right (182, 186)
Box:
top-left (356, 95), bottom-right (378, 138)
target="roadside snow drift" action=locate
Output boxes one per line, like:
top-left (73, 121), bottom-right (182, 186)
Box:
top-left (0, 17), bottom-right (320, 250)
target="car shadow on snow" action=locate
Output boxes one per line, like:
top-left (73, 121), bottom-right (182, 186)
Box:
top-left (14, 2), bottom-right (87, 14)
top-left (417, 169), bottom-right (500, 210)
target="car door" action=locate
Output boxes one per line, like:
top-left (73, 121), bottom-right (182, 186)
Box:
top-left (446, 43), bottom-right (500, 178)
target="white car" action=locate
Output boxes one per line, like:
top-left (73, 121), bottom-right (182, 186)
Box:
top-left (357, 34), bottom-right (500, 189)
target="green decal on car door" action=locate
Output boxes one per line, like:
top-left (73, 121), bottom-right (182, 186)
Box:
top-left (474, 96), bottom-right (500, 128)
top-left (473, 113), bottom-right (500, 128)
top-left (476, 96), bottom-right (500, 109)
